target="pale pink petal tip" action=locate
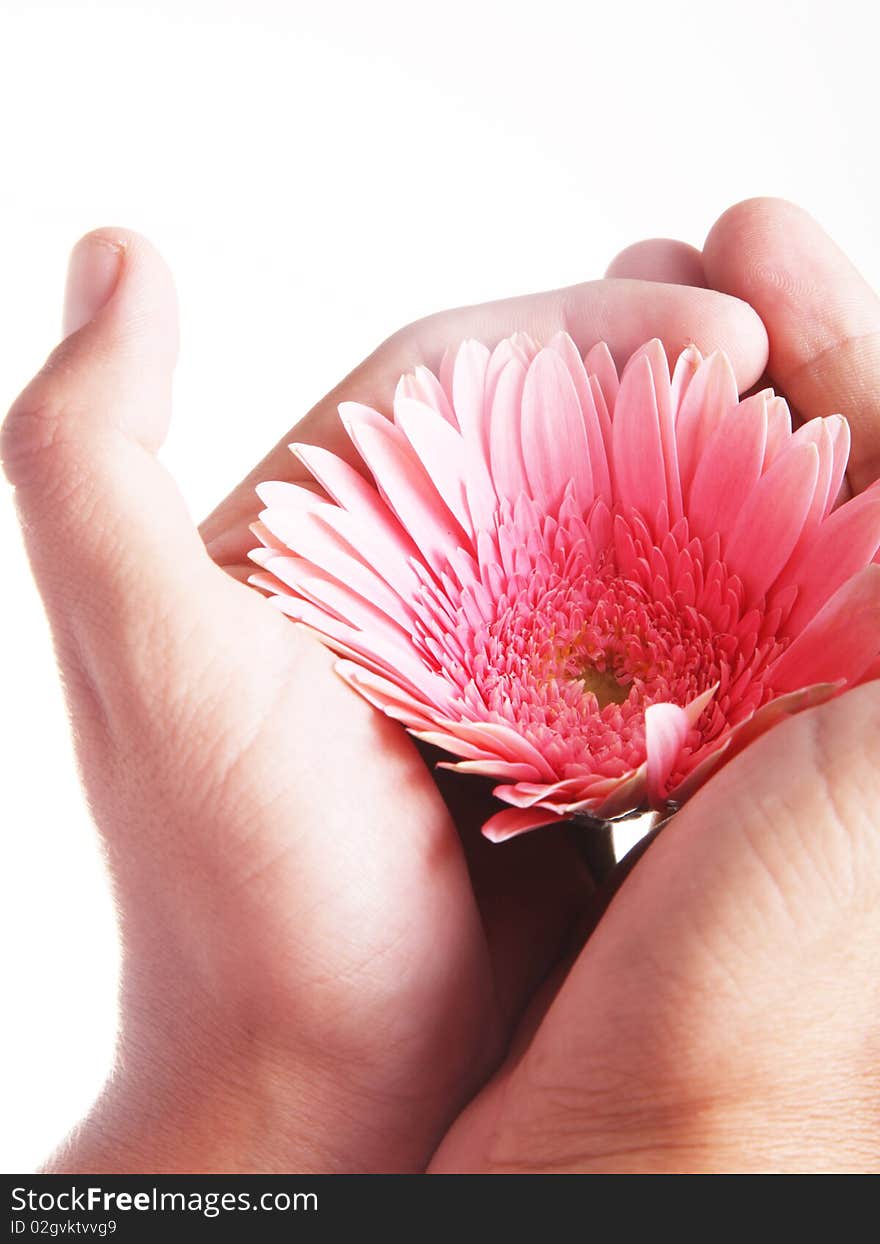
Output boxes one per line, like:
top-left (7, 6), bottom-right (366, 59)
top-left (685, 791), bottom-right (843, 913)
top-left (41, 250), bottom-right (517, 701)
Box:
top-left (482, 806), bottom-right (565, 842)
top-left (250, 333), bottom-right (880, 840)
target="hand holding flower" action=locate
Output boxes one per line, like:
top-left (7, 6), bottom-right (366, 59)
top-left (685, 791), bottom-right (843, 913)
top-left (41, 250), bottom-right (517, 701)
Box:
top-left (433, 200), bottom-right (880, 1172)
top-left (4, 200), bottom-right (878, 1173)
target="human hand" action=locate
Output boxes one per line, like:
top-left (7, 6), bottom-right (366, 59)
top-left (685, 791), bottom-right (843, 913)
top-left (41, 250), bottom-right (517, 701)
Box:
top-left (1, 236), bottom-right (766, 1172)
top-left (430, 200), bottom-right (880, 1173)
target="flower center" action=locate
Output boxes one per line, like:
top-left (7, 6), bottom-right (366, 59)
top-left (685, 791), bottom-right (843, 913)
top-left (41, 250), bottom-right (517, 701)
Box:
top-left (410, 500), bottom-right (791, 785)
top-left (576, 664), bottom-right (631, 708)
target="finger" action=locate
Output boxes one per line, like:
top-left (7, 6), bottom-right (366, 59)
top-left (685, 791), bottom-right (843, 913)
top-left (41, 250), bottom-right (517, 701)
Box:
top-left (605, 238), bottom-right (707, 287)
top-left (2, 230), bottom-right (224, 698)
top-left (200, 278), bottom-right (768, 567)
top-left (703, 197), bottom-right (880, 496)
top-left (435, 683), bottom-right (880, 1172)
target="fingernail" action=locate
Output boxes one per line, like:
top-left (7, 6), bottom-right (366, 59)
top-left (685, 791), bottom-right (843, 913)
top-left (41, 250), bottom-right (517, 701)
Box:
top-left (63, 234), bottom-right (125, 338)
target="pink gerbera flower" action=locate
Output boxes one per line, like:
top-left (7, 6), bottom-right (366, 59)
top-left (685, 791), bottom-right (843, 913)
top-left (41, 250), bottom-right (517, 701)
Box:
top-left (250, 334), bottom-right (880, 841)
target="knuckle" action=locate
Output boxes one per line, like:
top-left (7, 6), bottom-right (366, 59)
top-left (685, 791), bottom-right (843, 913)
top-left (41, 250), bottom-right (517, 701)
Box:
top-left (2, 366), bottom-right (93, 495)
top-left (2, 395), bottom-right (63, 486)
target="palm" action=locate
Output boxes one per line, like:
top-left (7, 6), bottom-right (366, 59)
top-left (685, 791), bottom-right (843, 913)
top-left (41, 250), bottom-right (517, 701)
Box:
top-left (172, 560), bottom-right (590, 1166)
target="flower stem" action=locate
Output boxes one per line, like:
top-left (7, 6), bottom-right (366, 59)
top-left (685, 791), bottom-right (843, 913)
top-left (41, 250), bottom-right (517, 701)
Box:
top-left (568, 817), bottom-right (618, 886)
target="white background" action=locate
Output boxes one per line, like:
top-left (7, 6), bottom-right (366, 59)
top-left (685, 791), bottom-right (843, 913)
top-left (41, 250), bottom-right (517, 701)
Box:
top-left (1, 0), bottom-right (878, 1171)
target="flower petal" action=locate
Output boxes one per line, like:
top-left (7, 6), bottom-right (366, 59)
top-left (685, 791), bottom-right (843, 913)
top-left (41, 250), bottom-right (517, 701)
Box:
top-left (546, 331), bottom-right (613, 505)
top-left (767, 563), bottom-right (880, 692)
top-left (688, 394), bottom-right (767, 542)
top-left (340, 402), bottom-right (469, 570)
top-left (521, 348), bottom-right (594, 513)
top-left (676, 351), bottom-right (738, 501)
top-left (488, 359), bottom-right (530, 501)
top-left (724, 441), bottom-right (820, 603)
top-left (670, 344), bottom-right (702, 413)
top-left (452, 339), bottom-right (491, 452)
top-left (396, 364), bottom-right (457, 426)
top-left (584, 340), bottom-right (619, 409)
top-left (612, 354), bottom-right (667, 520)
top-left (482, 806), bottom-right (565, 842)
top-left (625, 339), bottom-right (682, 521)
top-left (438, 758), bottom-right (542, 781)
top-left (778, 479), bottom-right (880, 633)
top-left (393, 396), bottom-right (473, 537)
top-left (763, 396), bottom-right (793, 468)
top-left (645, 702), bottom-right (690, 803)
top-left (334, 660), bottom-right (439, 730)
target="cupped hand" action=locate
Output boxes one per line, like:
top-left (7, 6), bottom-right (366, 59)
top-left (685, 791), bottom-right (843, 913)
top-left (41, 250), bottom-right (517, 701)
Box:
top-left (431, 200), bottom-right (880, 1173)
top-left (1, 238), bottom-right (766, 1172)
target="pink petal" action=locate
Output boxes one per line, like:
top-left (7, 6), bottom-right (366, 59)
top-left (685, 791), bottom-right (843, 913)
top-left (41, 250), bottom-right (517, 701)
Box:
top-left (438, 344), bottom-right (457, 406)
top-left (271, 595), bottom-right (451, 708)
top-left (592, 764), bottom-right (648, 818)
top-left (645, 702), bottom-right (690, 804)
top-left (547, 331), bottom-right (612, 504)
top-left (712, 682), bottom-right (840, 771)
top-left (340, 402), bottom-right (469, 570)
top-left (724, 441), bottom-right (820, 603)
top-left (410, 730), bottom-right (502, 762)
top-left (291, 440), bottom-right (379, 510)
top-left (290, 442), bottom-right (424, 597)
top-left (256, 478), bottom-right (331, 515)
top-left (643, 686), bottom-right (717, 805)
top-left (452, 339), bottom-right (491, 453)
top-left (493, 777), bottom-right (586, 808)
top-left (265, 555), bottom-right (409, 642)
top-left (249, 518), bottom-right (289, 554)
top-left (589, 376), bottom-right (614, 477)
top-left (463, 467), bottom-right (498, 535)
top-left (291, 438), bottom-right (417, 539)
top-left (334, 660), bottom-right (439, 730)
top-left (584, 340), bottom-right (619, 409)
top-left (787, 418), bottom-right (838, 552)
top-left (611, 354), bottom-right (667, 520)
top-left (767, 563), bottom-right (880, 692)
top-left (521, 348), bottom-right (594, 513)
top-left (254, 489), bottom-right (337, 557)
top-left (763, 396), bottom-right (793, 468)
top-left (688, 394), bottom-right (767, 542)
top-left (676, 351), bottom-right (739, 501)
top-left (430, 719), bottom-right (557, 779)
top-left (248, 569), bottom-right (289, 595)
top-left (393, 396), bottom-right (473, 536)
top-left (778, 478), bottom-right (880, 633)
top-left (488, 359), bottom-right (530, 501)
top-left (824, 414), bottom-right (851, 515)
top-left (256, 519), bottom-right (414, 630)
top-left (625, 339), bottom-right (682, 521)
top-left (670, 344), bottom-right (702, 413)
top-left (437, 758), bottom-right (542, 781)
top-left (486, 332), bottom-right (538, 403)
top-left (395, 364), bottom-right (457, 426)
top-left (667, 684), bottom-right (837, 809)
top-left (302, 502), bottom-right (421, 601)
top-left (482, 806), bottom-right (565, 843)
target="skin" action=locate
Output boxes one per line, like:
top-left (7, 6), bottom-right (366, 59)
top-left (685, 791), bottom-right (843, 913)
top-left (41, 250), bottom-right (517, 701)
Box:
top-left (2, 198), bottom-right (879, 1173)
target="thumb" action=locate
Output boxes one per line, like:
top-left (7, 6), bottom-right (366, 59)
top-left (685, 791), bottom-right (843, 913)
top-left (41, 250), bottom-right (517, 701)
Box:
top-left (2, 229), bottom-right (221, 686)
